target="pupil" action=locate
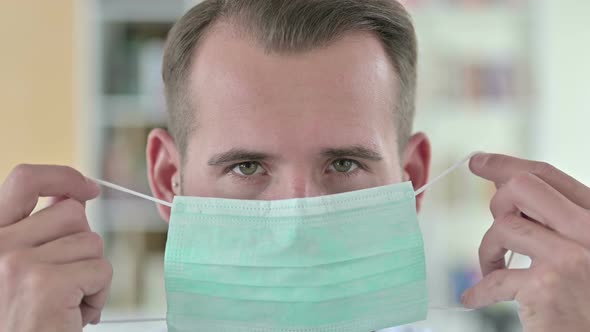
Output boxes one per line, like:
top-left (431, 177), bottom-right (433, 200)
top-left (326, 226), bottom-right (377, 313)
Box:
top-left (336, 160), bottom-right (351, 172)
top-left (240, 162), bottom-right (257, 174)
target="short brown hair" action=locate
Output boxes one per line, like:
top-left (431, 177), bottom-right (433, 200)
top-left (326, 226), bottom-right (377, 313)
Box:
top-left (162, 0), bottom-right (417, 154)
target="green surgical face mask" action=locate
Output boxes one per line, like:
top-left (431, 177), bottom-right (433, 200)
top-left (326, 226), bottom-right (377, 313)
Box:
top-left (166, 181), bottom-right (425, 332)
top-left (95, 153), bottom-right (476, 330)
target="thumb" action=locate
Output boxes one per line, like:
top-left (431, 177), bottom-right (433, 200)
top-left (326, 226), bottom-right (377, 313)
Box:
top-left (462, 268), bottom-right (529, 309)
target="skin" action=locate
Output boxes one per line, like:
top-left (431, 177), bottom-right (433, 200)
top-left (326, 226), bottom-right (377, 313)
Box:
top-left (146, 26), bottom-right (431, 213)
top-left (463, 154), bottom-right (590, 331)
top-left (0, 24), bottom-right (589, 332)
top-left (0, 166), bottom-right (110, 331)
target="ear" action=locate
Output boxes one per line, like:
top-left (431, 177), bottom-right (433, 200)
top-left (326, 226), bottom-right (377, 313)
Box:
top-left (401, 132), bottom-right (431, 212)
top-left (146, 128), bottom-right (182, 222)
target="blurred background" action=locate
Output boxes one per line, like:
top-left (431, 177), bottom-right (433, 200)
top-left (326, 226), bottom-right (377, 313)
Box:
top-left (1, 0), bottom-right (589, 331)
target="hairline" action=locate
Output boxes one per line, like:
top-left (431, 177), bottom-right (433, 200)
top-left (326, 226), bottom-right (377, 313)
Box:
top-left (164, 1), bottom-right (417, 161)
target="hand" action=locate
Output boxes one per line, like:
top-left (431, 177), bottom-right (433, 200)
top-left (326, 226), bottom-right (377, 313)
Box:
top-left (0, 165), bottom-right (112, 332)
top-left (462, 153), bottom-right (590, 331)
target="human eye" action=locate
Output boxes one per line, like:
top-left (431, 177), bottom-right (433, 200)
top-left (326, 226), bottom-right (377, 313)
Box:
top-left (230, 161), bottom-right (267, 177)
top-left (327, 159), bottom-right (360, 174)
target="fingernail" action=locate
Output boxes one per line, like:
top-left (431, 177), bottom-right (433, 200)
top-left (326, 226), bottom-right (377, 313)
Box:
top-left (85, 177), bottom-right (101, 194)
top-left (461, 290), bottom-right (469, 305)
top-left (470, 153), bottom-right (488, 169)
top-left (91, 314), bottom-right (101, 325)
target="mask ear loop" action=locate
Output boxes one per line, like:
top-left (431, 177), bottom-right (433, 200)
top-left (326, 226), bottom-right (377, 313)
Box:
top-left (414, 151), bottom-right (481, 196)
top-left (85, 178), bottom-right (170, 324)
top-left (413, 153), bottom-right (516, 269)
top-left (414, 151), bottom-right (515, 312)
top-left (89, 178), bottom-right (173, 207)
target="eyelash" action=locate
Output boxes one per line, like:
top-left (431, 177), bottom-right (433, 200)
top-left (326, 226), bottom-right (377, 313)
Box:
top-left (327, 159), bottom-right (365, 177)
top-left (224, 159), bottom-right (367, 183)
top-left (225, 162), bottom-right (267, 182)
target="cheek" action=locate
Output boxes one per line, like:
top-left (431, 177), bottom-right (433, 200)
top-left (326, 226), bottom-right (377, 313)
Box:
top-left (179, 158), bottom-right (221, 197)
top-left (214, 175), bottom-right (270, 199)
top-left (324, 174), bottom-right (383, 195)
top-left (181, 174), bottom-right (216, 197)
top-left (182, 167), bottom-right (269, 199)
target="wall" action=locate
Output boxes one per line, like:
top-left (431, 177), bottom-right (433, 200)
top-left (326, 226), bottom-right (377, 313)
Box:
top-left (533, 0), bottom-right (590, 184)
top-left (0, 1), bottom-right (75, 179)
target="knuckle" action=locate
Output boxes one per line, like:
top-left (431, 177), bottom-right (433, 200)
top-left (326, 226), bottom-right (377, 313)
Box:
top-left (97, 259), bottom-right (114, 280)
top-left (557, 244), bottom-right (590, 271)
top-left (489, 189), bottom-right (505, 216)
top-left (499, 214), bottom-right (532, 237)
top-left (532, 161), bottom-right (558, 178)
top-left (0, 251), bottom-right (27, 279)
top-left (485, 270), bottom-right (505, 290)
top-left (8, 164), bottom-right (34, 186)
top-left (539, 269), bottom-right (560, 290)
top-left (478, 227), bottom-right (496, 257)
top-left (59, 165), bottom-right (86, 184)
top-left (531, 271), bottom-right (561, 307)
top-left (518, 271), bottom-right (548, 308)
top-left (22, 265), bottom-right (50, 292)
top-left (61, 199), bottom-right (85, 218)
top-left (478, 225), bottom-right (508, 274)
top-left (58, 200), bottom-right (89, 231)
top-left (0, 230), bottom-right (12, 253)
top-left (506, 172), bottom-right (534, 189)
top-left (82, 232), bottom-right (104, 257)
top-left (525, 267), bottom-right (553, 291)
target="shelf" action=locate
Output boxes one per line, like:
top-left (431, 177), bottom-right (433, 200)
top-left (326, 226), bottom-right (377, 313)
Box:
top-left (413, 102), bottom-right (529, 156)
top-left (418, 98), bottom-right (529, 114)
top-left (412, 6), bottom-right (529, 58)
top-left (100, 0), bottom-right (187, 23)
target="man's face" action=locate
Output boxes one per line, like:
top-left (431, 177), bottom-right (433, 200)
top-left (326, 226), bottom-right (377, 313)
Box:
top-left (147, 25), bottom-right (430, 219)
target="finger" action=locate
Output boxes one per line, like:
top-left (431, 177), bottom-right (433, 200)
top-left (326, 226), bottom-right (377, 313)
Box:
top-left (489, 172), bottom-right (590, 245)
top-left (479, 214), bottom-right (570, 276)
top-left (33, 232), bottom-right (104, 264)
top-left (462, 268), bottom-right (529, 309)
top-left (81, 302), bottom-right (102, 326)
top-left (57, 258), bottom-right (113, 310)
top-left (0, 165), bottom-right (100, 227)
top-left (470, 153), bottom-right (590, 209)
top-left (90, 312), bottom-right (102, 325)
top-left (80, 262), bottom-right (112, 326)
top-left (82, 276), bottom-right (112, 325)
top-left (1, 199), bottom-right (90, 250)
top-left (47, 195), bottom-right (74, 207)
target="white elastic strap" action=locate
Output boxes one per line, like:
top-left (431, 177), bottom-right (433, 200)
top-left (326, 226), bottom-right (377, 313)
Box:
top-left (412, 153), bottom-right (516, 269)
top-left (414, 151), bottom-right (482, 196)
top-left (90, 178), bottom-right (171, 324)
top-left (91, 152), bottom-right (480, 212)
top-left (89, 178), bottom-right (173, 207)
top-left (506, 251), bottom-right (515, 268)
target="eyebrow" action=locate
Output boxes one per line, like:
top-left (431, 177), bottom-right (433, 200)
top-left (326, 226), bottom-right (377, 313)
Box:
top-left (208, 148), bottom-right (276, 166)
top-left (320, 146), bottom-right (383, 161)
top-left (208, 145), bottom-right (383, 166)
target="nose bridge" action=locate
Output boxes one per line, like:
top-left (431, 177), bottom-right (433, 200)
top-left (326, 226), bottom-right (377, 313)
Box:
top-left (274, 165), bottom-right (325, 199)
top-left (290, 176), bottom-right (322, 199)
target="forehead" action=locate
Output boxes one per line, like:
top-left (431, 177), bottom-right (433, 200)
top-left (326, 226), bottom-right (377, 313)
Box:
top-left (186, 24), bottom-right (400, 156)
